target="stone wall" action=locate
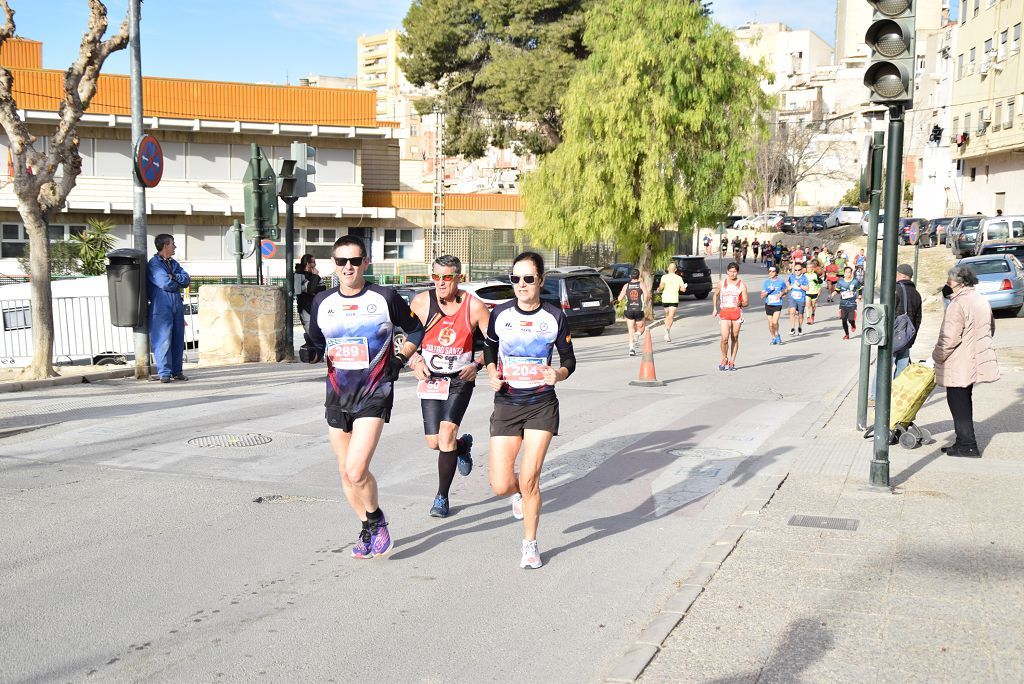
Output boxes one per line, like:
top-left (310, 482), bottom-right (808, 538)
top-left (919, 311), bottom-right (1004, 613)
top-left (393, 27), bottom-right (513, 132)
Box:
top-left (198, 285), bottom-right (285, 365)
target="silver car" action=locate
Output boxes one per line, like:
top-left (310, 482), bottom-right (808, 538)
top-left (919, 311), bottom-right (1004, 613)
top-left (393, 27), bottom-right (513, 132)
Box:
top-left (957, 254), bottom-right (1024, 317)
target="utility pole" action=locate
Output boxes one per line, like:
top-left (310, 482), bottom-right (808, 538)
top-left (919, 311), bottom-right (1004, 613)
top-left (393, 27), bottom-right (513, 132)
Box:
top-left (128, 0), bottom-right (150, 380)
top-left (431, 106), bottom-right (445, 262)
top-left (857, 132), bottom-right (885, 430)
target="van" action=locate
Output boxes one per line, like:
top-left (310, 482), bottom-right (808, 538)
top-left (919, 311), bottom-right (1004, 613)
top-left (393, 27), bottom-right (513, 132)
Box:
top-left (978, 216), bottom-right (1024, 253)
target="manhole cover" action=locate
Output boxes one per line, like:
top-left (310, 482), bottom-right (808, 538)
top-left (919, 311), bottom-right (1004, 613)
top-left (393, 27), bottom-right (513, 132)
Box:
top-left (788, 514), bottom-right (859, 531)
top-left (187, 433), bottom-right (272, 448)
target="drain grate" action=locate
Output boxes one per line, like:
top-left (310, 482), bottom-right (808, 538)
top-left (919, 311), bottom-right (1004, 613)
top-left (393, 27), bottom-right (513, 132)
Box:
top-left (187, 433), bottom-right (273, 448)
top-left (788, 514), bottom-right (859, 531)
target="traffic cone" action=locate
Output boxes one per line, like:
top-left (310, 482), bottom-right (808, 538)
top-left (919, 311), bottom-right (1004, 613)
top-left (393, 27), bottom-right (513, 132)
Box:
top-left (629, 329), bottom-right (665, 387)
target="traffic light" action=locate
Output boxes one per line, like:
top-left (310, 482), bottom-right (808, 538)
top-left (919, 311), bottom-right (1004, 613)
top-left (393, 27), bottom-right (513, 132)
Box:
top-left (242, 144), bottom-right (279, 240)
top-left (862, 303), bottom-right (887, 346)
top-left (290, 142), bottom-right (316, 196)
top-left (277, 158), bottom-right (301, 199)
top-left (863, 0), bottom-right (916, 106)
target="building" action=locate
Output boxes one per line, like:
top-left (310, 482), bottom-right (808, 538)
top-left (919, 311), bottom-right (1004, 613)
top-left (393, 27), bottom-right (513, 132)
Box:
top-left (0, 38), bottom-right (525, 281)
top-left (949, 0), bottom-right (1024, 215)
top-left (734, 22), bottom-right (834, 93)
top-left (357, 30), bottom-right (406, 121)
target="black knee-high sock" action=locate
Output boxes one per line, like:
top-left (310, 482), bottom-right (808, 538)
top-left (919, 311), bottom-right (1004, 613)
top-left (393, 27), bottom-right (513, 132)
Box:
top-left (437, 450), bottom-right (458, 498)
top-left (456, 437), bottom-right (467, 455)
top-left (842, 317), bottom-right (850, 335)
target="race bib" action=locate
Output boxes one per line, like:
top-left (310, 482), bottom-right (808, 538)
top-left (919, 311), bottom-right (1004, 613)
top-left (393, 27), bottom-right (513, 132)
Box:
top-left (766, 293), bottom-right (781, 305)
top-left (326, 337), bottom-right (369, 369)
top-left (721, 293), bottom-right (739, 308)
top-left (503, 356), bottom-right (547, 388)
top-left (790, 289), bottom-right (805, 301)
top-left (841, 289), bottom-right (856, 300)
top-left (417, 377), bottom-right (451, 401)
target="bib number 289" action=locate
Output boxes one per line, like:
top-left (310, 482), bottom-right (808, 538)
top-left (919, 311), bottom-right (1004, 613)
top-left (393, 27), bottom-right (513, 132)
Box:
top-left (326, 337), bottom-right (370, 369)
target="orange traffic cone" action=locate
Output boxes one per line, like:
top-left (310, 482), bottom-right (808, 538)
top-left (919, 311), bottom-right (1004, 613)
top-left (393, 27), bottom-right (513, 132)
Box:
top-left (630, 329), bottom-right (665, 387)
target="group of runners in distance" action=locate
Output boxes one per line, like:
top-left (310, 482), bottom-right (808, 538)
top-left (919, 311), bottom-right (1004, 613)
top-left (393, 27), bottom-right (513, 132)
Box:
top-left (307, 236), bottom-right (574, 570)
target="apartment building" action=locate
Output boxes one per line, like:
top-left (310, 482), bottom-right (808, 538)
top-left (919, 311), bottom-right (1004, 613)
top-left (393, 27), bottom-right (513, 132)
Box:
top-left (734, 22), bottom-right (834, 92)
top-left (950, 0), bottom-right (1024, 214)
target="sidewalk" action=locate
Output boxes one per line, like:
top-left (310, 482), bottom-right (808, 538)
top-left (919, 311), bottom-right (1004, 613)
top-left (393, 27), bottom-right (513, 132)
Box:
top-left (624, 336), bottom-right (1024, 681)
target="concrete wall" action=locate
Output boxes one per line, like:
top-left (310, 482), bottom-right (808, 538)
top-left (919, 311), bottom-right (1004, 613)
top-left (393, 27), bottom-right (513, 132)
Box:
top-left (198, 285), bottom-right (285, 365)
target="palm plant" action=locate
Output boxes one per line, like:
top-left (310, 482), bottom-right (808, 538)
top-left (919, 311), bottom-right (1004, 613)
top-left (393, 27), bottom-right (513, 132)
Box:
top-left (69, 218), bottom-right (117, 276)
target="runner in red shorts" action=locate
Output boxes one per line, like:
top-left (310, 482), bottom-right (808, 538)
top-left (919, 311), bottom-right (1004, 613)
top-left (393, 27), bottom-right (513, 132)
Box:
top-left (713, 262), bottom-right (749, 371)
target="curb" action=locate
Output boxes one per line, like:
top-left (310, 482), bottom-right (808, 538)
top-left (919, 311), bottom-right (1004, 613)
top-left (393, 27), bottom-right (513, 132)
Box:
top-left (0, 368), bottom-right (134, 394)
top-left (603, 474), bottom-right (788, 683)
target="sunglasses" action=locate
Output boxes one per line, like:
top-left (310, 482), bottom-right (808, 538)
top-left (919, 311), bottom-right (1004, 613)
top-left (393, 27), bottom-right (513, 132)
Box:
top-left (431, 273), bottom-right (457, 282)
top-left (510, 274), bottom-right (539, 284)
top-left (333, 256), bottom-right (365, 267)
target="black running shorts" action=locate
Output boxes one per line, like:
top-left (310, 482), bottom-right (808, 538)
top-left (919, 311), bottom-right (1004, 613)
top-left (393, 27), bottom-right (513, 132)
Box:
top-left (624, 309), bottom-right (645, 321)
top-left (421, 374), bottom-right (476, 435)
top-left (490, 397), bottom-right (560, 437)
top-left (326, 392), bottom-right (393, 433)
top-left (765, 304), bottom-right (782, 316)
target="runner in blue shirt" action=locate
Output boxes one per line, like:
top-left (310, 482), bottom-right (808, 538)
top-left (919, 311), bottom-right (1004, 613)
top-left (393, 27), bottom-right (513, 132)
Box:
top-left (836, 266), bottom-right (861, 339)
top-left (787, 262), bottom-right (809, 336)
top-left (760, 266), bottom-right (787, 345)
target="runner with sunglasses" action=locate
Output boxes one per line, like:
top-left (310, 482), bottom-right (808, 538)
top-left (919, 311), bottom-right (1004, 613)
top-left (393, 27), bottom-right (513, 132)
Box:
top-left (307, 235), bottom-right (425, 559)
top-left (408, 255), bottom-right (491, 518)
top-left (484, 252), bottom-right (576, 569)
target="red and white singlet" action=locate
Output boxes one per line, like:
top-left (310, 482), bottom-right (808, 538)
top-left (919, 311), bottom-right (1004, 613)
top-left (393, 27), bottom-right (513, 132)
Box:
top-left (420, 290), bottom-right (475, 375)
top-left (719, 278), bottom-right (744, 321)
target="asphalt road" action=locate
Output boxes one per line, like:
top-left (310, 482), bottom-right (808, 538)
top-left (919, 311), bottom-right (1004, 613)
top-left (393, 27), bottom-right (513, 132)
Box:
top-left (0, 260), bottom-right (865, 683)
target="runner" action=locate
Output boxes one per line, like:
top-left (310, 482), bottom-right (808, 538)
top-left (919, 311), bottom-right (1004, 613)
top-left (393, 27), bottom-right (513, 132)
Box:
top-left (751, 237), bottom-right (760, 262)
top-left (408, 255), bottom-right (491, 518)
top-left (786, 261), bottom-right (809, 336)
top-left (805, 261), bottom-right (823, 324)
top-left (484, 251), bottom-right (576, 569)
top-left (855, 249), bottom-right (866, 270)
top-left (824, 256), bottom-right (840, 302)
top-left (703, 233), bottom-right (712, 256)
top-left (837, 266), bottom-right (861, 339)
top-left (741, 238), bottom-right (750, 263)
top-left (307, 235), bottom-right (426, 559)
top-left (760, 266), bottom-right (787, 345)
top-left (720, 235), bottom-right (729, 257)
top-left (764, 244), bottom-right (776, 271)
top-left (713, 262), bottom-right (749, 370)
top-left (835, 250), bottom-right (848, 271)
top-left (790, 244), bottom-right (805, 264)
top-left (618, 269), bottom-right (650, 356)
top-left (656, 261), bottom-right (687, 342)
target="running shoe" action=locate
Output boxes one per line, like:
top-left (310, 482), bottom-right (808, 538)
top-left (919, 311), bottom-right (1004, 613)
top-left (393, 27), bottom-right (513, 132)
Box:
top-left (520, 539), bottom-right (543, 569)
top-left (851, 323), bottom-right (857, 333)
top-left (629, 347), bottom-right (636, 357)
top-left (797, 327), bottom-right (803, 336)
top-left (664, 332), bottom-right (671, 342)
top-left (842, 334), bottom-right (850, 340)
top-left (718, 361), bottom-right (728, 371)
top-left (511, 492), bottom-right (524, 520)
top-left (368, 513), bottom-right (393, 556)
top-left (429, 494), bottom-right (450, 518)
top-left (457, 433), bottom-right (474, 476)
top-left (769, 337), bottom-right (776, 345)
top-left (352, 527), bottom-right (373, 559)
top-left (789, 328), bottom-right (796, 336)
top-left (727, 362), bottom-right (737, 371)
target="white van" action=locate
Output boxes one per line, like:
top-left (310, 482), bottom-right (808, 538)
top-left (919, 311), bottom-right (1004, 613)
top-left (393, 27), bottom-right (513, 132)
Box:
top-left (0, 275), bottom-right (198, 368)
top-left (979, 215), bottom-right (1024, 250)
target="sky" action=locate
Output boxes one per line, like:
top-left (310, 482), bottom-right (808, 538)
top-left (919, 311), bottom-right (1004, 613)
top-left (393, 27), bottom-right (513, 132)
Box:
top-left (13, 1), bottom-right (841, 84)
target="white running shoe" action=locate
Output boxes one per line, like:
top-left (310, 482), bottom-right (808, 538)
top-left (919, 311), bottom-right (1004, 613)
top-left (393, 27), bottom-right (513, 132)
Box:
top-left (520, 539), bottom-right (542, 569)
top-left (629, 346), bottom-right (636, 357)
top-left (511, 492), bottom-right (524, 520)
top-left (664, 332), bottom-right (671, 342)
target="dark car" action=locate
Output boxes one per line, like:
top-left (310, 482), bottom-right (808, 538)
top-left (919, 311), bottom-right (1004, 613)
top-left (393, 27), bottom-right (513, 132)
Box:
top-left (541, 268), bottom-right (616, 336)
top-left (978, 242), bottom-right (1024, 261)
top-left (668, 255), bottom-right (713, 299)
top-left (599, 263), bottom-right (662, 297)
top-left (947, 215), bottom-right (984, 255)
top-left (931, 217), bottom-right (954, 245)
top-left (898, 218), bottom-right (935, 247)
top-left (801, 214), bottom-right (827, 232)
top-left (780, 215), bottom-right (800, 233)
top-left (954, 220), bottom-right (986, 258)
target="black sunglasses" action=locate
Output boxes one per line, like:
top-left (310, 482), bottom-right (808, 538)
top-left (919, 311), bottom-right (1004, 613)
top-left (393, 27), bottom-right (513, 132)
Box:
top-left (333, 256), bottom-right (365, 267)
top-left (510, 274), bottom-right (539, 284)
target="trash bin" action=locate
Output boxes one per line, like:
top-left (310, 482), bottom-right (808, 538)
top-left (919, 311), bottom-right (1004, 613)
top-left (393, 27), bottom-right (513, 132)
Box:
top-left (106, 248), bottom-right (147, 327)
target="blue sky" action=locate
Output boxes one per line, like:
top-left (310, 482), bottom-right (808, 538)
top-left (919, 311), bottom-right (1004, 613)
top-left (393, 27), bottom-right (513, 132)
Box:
top-left (14, 1), bottom-right (839, 84)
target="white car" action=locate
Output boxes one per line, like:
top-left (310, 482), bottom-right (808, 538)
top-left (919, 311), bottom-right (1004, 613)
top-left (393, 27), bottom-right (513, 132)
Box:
top-left (736, 212), bottom-right (784, 231)
top-left (826, 206), bottom-right (864, 228)
top-left (460, 279), bottom-right (515, 311)
top-left (861, 211), bottom-right (884, 238)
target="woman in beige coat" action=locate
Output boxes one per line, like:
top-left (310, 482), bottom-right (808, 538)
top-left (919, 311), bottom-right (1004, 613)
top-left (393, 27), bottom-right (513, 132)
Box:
top-left (932, 265), bottom-right (999, 457)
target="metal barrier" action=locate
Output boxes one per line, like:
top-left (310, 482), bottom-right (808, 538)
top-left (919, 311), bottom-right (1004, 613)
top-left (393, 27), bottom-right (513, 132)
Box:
top-left (0, 295), bottom-right (198, 367)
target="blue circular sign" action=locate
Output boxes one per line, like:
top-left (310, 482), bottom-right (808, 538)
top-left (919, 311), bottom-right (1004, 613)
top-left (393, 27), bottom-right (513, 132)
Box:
top-left (260, 240), bottom-right (277, 258)
top-left (134, 134), bottom-right (163, 188)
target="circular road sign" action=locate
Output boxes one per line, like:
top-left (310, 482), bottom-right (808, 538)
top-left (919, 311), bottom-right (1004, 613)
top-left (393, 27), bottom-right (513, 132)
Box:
top-left (260, 240), bottom-right (277, 258)
top-left (909, 222), bottom-right (919, 244)
top-left (134, 134), bottom-right (164, 188)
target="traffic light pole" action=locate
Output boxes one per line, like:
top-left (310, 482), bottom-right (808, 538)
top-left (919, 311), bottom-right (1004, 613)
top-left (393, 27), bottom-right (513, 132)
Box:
top-left (870, 105), bottom-right (905, 488)
top-left (283, 198), bottom-right (296, 361)
top-left (857, 132), bottom-right (885, 430)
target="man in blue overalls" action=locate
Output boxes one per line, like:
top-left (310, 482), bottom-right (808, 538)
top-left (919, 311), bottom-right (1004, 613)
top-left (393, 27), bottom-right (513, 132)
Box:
top-left (147, 234), bottom-right (190, 383)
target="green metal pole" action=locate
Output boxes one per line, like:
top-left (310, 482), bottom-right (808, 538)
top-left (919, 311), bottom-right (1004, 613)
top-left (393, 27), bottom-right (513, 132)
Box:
top-left (233, 219), bottom-right (243, 284)
top-left (870, 106), bottom-right (905, 488)
top-left (913, 240), bottom-right (920, 283)
top-left (857, 132), bottom-right (885, 430)
top-left (283, 198), bottom-right (296, 360)
top-left (251, 143), bottom-right (263, 285)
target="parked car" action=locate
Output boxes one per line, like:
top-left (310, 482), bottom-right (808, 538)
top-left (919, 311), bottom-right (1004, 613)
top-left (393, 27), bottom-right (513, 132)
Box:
top-left (978, 215), bottom-right (1024, 254)
top-left (779, 215), bottom-right (801, 233)
top-left (978, 242), bottom-right (1024, 261)
top-left (957, 254), bottom-right (1024, 317)
top-left (806, 214), bottom-right (828, 232)
top-left (667, 255), bottom-right (713, 299)
top-left (735, 211), bottom-right (784, 231)
top-left (946, 215), bottom-right (984, 253)
top-left (541, 267), bottom-right (616, 336)
top-left (826, 206), bottom-right (864, 228)
top-left (184, 297), bottom-right (199, 349)
top-left (460, 279), bottom-right (516, 311)
top-left (599, 263), bottom-right (662, 297)
top-left (931, 217), bottom-right (954, 244)
top-left (954, 222), bottom-right (983, 258)
top-left (898, 218), bottom-right (935, 247)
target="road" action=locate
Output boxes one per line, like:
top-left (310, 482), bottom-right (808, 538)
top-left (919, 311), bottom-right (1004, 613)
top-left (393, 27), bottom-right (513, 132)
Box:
top-left (1, 260), bottom-right (864, 683)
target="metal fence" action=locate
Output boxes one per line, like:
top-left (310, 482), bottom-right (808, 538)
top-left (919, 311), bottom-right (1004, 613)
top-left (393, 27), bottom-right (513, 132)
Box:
top-left (0, 295), bottom-right (198, 367)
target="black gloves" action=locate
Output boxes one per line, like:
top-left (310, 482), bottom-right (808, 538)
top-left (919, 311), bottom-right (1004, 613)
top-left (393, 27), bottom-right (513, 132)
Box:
top-left (385, 353), bottom-right (408, 381)
top-left (300, 345), bottom-right (322, 364)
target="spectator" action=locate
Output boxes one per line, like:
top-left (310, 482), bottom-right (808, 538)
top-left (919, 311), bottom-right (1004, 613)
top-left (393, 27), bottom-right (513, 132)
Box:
top-left (932, 265), bottom-right (1000, 458)
top-left (147, 234), bottom-right (191, 383)
top-left (295, 254), bottom-right (326, 346)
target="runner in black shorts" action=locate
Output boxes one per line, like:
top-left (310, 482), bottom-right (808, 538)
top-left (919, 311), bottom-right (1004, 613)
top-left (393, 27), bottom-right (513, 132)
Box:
top-left (308, 235), bottom-right (425, 559)
top-left (409, 254), bottom-right (490, 518)
top-left (618, 269), bottom-right (650, 356)
top-left (484, 251), bottom-right (575, 569)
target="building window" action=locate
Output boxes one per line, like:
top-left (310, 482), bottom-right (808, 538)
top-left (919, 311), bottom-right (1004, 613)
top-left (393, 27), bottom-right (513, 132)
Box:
top-left (973, 0), bottom-right (979, 17)
top-left (1014, 24), bottom-right (1022, 53)
top-left (303, 228), bottom-right (341, 260)
top-left (383, 229), bottom-right (413, 260)
top-left (970, 167), bottom-right (976, 181)
top-left (952, 116), bottom-right (959, 135)
top-left (994, 102), bottom-right (1003, 131)
top-left (1007, 98), bottom-right (1015, 128)
top-left (965, 113), bottom-right (972, 136)
top-left (2, 305), bottom-right (30, 331)
top-left (957, 54), bottom-right (964, 79)
top-left (984, 38), bottom-right (993, 56)
top-left (1000, 29), bottom-right (1009, 58)
top-left (1, 223), bottom-right (26, 258)
top-left (978, 108), bottom-right (987, 135)
top-left (960, 0), bottom-right (968, 23)
top-left (410, 125), bottom-right (419, 137)
top-left (969, 47), bottom-right (976, 74)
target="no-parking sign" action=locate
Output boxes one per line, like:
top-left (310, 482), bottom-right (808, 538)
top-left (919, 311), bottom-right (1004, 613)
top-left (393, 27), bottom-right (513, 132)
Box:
top-left (134, 134), bottom-right (163, 188)
top-left (260, 240), bottom-right (277, 258)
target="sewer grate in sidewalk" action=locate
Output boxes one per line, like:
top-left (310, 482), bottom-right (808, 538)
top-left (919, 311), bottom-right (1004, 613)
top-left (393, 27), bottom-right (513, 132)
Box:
top-left (788, 514), bottom-right (860, 531)
top-left (187, 433), bottom-right (272, 448)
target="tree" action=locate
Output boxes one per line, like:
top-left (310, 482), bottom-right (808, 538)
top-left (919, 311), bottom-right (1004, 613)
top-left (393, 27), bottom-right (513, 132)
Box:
top-left (70, 218), bottom-right (117, 275)
top-left (0, 1), bottom-right (130, 379)
top-left (521, 0), bottom-right (767, 299)
top-left (16, 241), bottom-right (80, 277)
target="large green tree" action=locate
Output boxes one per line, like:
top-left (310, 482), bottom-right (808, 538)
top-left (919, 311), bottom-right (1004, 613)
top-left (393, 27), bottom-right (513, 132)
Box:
top-left (522, 0), bottom-right (767, 290)
top-left (400, 0), bottom-right (591, 157)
